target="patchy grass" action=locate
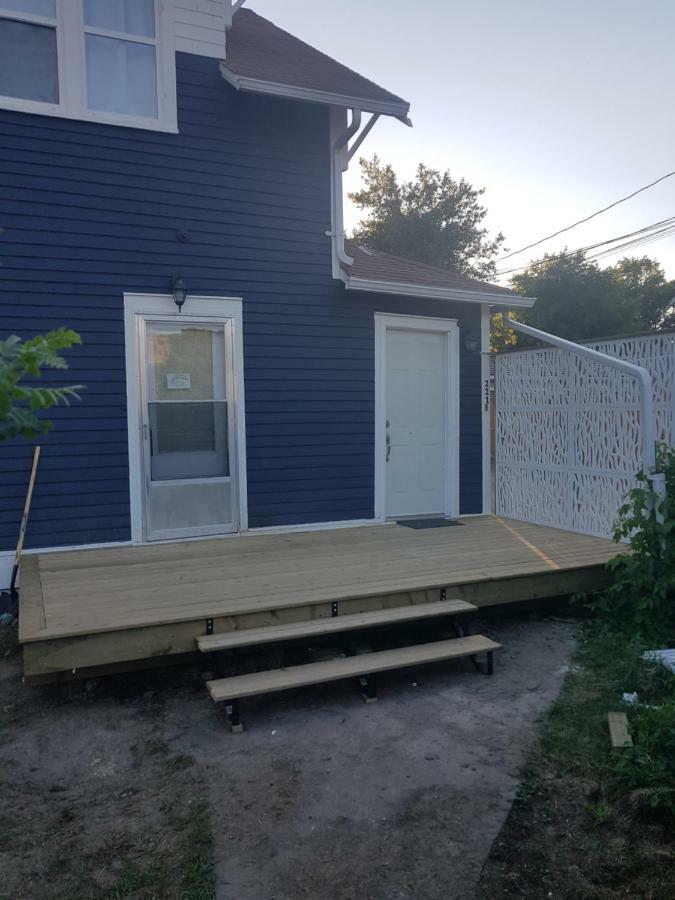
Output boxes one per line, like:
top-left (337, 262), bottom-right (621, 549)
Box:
top-left (1, 622), bottom-right (216, 900)
top-left (103, 799), bottom-right (214, 900)
top-left (477, 624), bottom-right (675, 899)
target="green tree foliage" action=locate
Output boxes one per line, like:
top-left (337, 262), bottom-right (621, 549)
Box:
top-left (0, 329), bottom-right (83, 441)
top-left (494, 253), bottom-right (675, 350)
top-left (594, 445), bottom-right (675, 641)
top-left (349, 156), bottom-right (505, 278)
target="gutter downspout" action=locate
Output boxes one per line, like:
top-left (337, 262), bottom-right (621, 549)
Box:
top-left (330, 108), bottom-right (361, 269)
top-left (504, 316), bottom-right (666, 503)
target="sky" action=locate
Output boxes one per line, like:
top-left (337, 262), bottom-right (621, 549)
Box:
top-left (248, 0), bottom-right (675, 283)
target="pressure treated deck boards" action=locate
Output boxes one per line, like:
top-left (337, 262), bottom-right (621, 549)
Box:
top-left (21, 517), bottom-right (618, 646)
top-left (206, 636), bottom-right (501, 702)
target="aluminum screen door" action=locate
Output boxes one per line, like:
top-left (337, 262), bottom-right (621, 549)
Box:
top-left (139, 318), bottom-right (238, 541)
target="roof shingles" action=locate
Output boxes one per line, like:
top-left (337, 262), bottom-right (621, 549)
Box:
top-left (344, 241), bottom-right (521, 300)
top-left (223, 10), bottom-right (410, 116)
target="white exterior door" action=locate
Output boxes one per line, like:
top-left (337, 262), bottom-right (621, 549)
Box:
top-left (376, 315), bottom-right (460, 521)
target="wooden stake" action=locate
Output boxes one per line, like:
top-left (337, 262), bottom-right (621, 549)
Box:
top-left (10, 445), bottom-right (41, 593)
top-left (608, 712), bottom-right (633, 748)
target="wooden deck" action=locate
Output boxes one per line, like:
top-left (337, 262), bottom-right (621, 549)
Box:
top-left (19, 516), bottom-right (619, 681)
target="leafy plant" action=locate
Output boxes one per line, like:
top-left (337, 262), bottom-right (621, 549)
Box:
top-left (595, 444), bottom-right (675, 641)
top-left (608, 697), bottom-right (675, 820)
top-left (0, 329), bottom-right (83, 441)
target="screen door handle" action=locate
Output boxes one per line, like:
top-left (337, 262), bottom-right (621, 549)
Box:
top-left (386, 419), bottom-right (391, 462)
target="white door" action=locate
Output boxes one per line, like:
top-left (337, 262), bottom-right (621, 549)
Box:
top-left (385, 328), bottom-right (448, 518)
top-left (139, 318), bottom-right (239, 541)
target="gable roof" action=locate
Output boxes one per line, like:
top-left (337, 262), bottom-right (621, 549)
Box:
top-left (343, 241), bottom-right (535, 307)
top-left (221, 9), bottom-right (410, 120)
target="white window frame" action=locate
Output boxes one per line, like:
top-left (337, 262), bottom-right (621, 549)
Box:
top-left (0, 0), bottom-right (177, 132)
top-left (374, 313), bottom-right (461, 522)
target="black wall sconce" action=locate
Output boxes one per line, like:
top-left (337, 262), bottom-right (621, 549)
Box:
top-left (464, 331), bottom-right (480, 353)
top-left (172, 275), bottom-right (188, 313)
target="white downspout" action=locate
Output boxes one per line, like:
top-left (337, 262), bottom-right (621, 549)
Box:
top-left (329, 108), bottom-right (361, 272)
top-left (504, 316), bottom-right (666, 502)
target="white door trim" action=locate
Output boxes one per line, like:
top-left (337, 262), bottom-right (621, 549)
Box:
top-left (480, 303), bottom-right (492, 514)
top-left (374, 312), bottom-right (460, 521)
top-left (124, 293), bottom-right (248, 544)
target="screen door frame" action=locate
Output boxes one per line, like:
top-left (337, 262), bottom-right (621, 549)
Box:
top-left (124, 294), bottom-right (248, 544)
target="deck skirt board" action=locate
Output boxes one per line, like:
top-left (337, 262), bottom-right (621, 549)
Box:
top-left (19, 517), bottom-right (618, 678)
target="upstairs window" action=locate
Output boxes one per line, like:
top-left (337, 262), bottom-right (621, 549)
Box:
top-left (83, 0), bottom-right (158, 119)
top-left (0, 0), bottom-right (176, 131)
top-left (0, 2), bottom-right (59, 104)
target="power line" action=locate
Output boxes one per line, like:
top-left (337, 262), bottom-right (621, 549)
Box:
top-left (496, 169), bottom-right (675, 262)
top-left (586, 223), bottom-right (675, 262)
top-left (494, 216), bottom-right (675, 277)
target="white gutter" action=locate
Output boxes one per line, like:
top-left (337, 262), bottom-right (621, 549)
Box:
top-left (505, 316), bottom-right (666, 499)
top-left (345, 277), bottom-right (535, 307)
top-left (219, 66), bottom-right (411, 120)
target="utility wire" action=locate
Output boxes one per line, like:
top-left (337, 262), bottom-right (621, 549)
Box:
top-left (496, 169), bottom-right (675, 262)
top-left (586, 224), bottom-right (675, 262)
top-left (494, 216), bottom-right (675, 277)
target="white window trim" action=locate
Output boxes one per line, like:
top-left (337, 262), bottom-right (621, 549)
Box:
top-left (124, 294), bottom-right (248, 544)
top-left (374, 313), bottom-right (461, 522)
top-left (0, 0), bottom-right (177, 132)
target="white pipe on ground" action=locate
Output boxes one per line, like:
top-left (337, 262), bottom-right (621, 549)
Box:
top-left (504, 316), bottom-right (666, 501)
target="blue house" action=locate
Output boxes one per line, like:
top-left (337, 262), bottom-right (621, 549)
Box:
top-left (0, 1), bottom-right (534, 587)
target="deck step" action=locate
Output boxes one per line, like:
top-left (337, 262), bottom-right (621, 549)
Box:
top-left (197, 599), bottom-right (477, 653)
top-left (206, 634), bottom-right (500, 702)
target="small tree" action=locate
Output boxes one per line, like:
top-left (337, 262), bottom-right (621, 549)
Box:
top-left (0, 329), bottom-right (83, 441)
top-left (349, 156), bottom-right (505, 278)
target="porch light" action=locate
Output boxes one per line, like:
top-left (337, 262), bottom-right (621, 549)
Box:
top-left (172, 276), bottom-right (188, 313)
top-left (464, 333), bottom-right (480, 353)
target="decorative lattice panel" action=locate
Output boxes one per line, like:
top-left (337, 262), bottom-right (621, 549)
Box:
top-left (496, 333), bottom-right (675, 537)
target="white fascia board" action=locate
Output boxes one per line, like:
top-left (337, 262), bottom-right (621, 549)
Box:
top-left (219, 64), bottom-right (411, 119)
top-left (343, 275), bottom-right (536, 308)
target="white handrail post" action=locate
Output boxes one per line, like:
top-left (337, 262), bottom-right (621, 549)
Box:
top-left (504, 317), bottom-right (666, 511)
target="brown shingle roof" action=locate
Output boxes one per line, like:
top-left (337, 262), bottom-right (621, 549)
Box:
top-left (222, 10), bottom-right (410, 118)
top-left (344, 241), bottom-right (525, 302)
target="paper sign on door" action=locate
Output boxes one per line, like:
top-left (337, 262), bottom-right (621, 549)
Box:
top-left (166, 373), bottom-right (191, 390)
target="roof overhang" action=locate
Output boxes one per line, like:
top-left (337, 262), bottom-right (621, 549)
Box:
top-left (219, 63), bottom-right (412, 122)
top-left (342, 274), bottom-right (536, 308)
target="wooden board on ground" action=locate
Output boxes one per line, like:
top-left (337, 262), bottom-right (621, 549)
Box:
top-left (207, 635), bottom-right (500, 701)
top-left (608, 712), bottom-right (633, 748)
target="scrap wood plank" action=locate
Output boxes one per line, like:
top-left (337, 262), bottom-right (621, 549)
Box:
top-left (608, 712), bottom-right (633, 748)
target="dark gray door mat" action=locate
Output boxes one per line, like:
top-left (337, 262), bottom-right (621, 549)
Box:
top-left (396, 518), bottom-right (463, 529)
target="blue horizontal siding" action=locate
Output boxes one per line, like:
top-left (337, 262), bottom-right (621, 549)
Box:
top-left (0, 52), bottom-right (484, 550)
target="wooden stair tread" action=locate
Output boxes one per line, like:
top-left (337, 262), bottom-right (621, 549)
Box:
top-left (197, 599), bottom-right (477, 653)
top-left (207, 635), bottom-right (500, 702)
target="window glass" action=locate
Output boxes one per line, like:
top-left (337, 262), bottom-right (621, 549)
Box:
top-left (0, 18), bottom-right (58, 102)
top-left (85, 33), bottom-right (157, 118)
top-left (83, 0), bottom-right (155, 38)
top-left (0, 0), bottom-right (55, 16)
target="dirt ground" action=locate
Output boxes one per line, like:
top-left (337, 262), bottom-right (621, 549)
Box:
top-left (1, 615), bottom-right (575, 900)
